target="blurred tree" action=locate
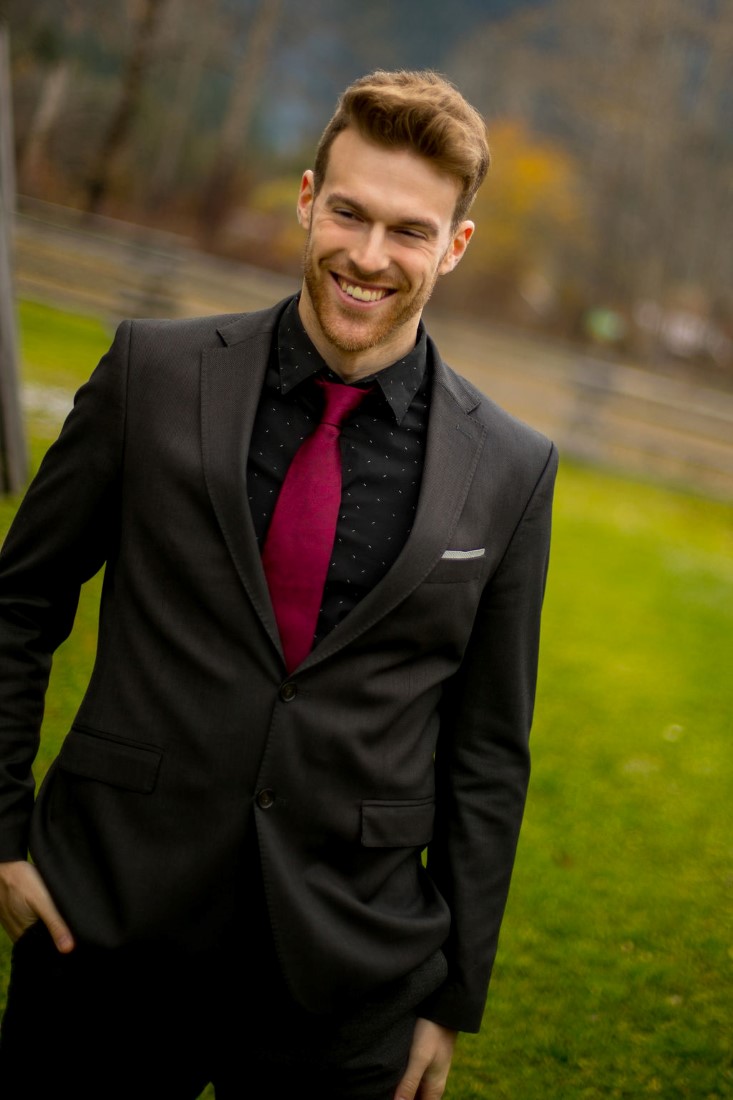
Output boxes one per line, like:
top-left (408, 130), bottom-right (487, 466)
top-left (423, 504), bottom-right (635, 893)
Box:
top-left (198, 0), bottom-right (282, 243)
top-left (436, 119), bottom-right (590, 331)
top-left (84, 0), bottom-right (168, 214)
top-left (7, 1), bottom-right (115, 205)
top-left (469, 119), bottom-right (587, 281)
top-left (452, 0), bottom-right (733, 329)
top-left (17, 1), bottom-right (99, 198)
top-left (145, 0), bottom-right (221, 211)
top-left (16, 16), bottom-right (69, 195)
top-left (4, 0), bottom-right (731, 362)
top-left (0, 18), bottom-right (27, 494)
top-left (440, 118), bottom-right (589, 330)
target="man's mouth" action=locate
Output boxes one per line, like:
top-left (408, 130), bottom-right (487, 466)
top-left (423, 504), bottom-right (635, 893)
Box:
top-left (333, 274), bottom-right (394, 303)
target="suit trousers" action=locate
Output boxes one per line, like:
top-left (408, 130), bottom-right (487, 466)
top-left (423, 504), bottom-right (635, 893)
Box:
top-left (0, 917), bottom-right (447, 1100)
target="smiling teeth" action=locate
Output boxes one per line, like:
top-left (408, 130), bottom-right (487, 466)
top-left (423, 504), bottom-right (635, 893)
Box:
top-left (338, 279), bottom-right (388, 302)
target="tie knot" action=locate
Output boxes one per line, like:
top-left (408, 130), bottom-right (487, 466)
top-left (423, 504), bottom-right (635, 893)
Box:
top-left (315, 375), bottom-right (372, 428)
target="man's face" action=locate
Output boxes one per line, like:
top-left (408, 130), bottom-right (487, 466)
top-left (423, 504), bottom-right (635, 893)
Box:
top-left (297, 127), bottom-right (474, 379)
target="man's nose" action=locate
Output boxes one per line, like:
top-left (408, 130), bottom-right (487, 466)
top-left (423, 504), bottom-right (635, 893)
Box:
top-left (349, 226), bottom-right (389, 275)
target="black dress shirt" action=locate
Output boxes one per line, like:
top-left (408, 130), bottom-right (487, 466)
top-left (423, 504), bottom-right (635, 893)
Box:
top-left (247, 297), bottom-right (430, 648)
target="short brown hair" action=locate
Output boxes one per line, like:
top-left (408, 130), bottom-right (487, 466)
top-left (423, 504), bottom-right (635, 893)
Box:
top-left (313, 70), bottom-right (490, 227)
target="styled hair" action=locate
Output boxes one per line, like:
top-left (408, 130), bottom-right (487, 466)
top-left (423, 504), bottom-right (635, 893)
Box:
top-left (313, 70), bottom-right (490, 227)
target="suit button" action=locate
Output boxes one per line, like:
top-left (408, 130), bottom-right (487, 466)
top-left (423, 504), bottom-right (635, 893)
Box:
top-left (280, 682), bottom-right (297, 702)
top-left (256, 788), bottom-right (276, 809)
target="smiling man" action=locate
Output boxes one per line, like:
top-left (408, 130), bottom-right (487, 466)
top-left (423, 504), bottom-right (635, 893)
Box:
top-left (0, 71), bottom-right (557, 1099)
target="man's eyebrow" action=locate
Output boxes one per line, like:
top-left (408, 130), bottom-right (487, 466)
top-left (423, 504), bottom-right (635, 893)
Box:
top-left (324, 192), bottom-right (441, 237)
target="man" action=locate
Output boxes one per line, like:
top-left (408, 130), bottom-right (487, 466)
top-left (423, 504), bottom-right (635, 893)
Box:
top-left (0, 70), bottom-right (557, 1098)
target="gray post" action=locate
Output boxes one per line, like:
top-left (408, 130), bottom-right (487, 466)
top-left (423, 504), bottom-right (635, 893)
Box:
top-left (0, 20), bottom-right (27, 495)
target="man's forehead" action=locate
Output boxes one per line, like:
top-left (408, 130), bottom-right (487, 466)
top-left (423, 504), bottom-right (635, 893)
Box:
top-left (324, 126), bottom-right (456, 181)
top-left (317, 128), bottom-right (461, 227)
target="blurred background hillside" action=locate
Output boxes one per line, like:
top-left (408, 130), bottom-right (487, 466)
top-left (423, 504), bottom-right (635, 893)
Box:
top-left (4, 0), bottom-right (733, 384)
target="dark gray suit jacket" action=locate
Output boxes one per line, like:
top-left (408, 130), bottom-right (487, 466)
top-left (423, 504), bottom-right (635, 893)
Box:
top-left (0, 296), bottom-right (557, 1032)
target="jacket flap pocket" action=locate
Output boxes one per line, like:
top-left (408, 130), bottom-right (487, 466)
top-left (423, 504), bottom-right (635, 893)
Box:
top-left (58, 728), bottom-right (162, 793)
top-left (361, 799), bottom-right (435, 848)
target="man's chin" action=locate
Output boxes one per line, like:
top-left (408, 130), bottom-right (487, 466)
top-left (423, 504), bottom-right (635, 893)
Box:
top-left (319, 313), bottom-right (396, 355)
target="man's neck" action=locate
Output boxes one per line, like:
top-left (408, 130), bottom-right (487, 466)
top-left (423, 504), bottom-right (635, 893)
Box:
top-left (297, 288), bottom-right (420, 383)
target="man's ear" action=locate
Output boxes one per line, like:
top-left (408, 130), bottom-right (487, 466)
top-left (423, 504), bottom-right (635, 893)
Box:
top-left (297, 170), bottom-right (315, 228)
top-left (439, 221), bottom-right (475, 275)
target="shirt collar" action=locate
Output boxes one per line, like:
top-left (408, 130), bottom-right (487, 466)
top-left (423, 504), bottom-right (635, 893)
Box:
top-left (276, 296), bottom-right (428, 425)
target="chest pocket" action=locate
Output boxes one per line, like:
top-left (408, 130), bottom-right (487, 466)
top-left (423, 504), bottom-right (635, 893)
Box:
top-left (424, 551), bottom-right (485, 583)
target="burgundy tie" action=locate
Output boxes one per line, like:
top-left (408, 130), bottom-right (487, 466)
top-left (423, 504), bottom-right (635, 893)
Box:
top-left (262, 376), bottom-right (372, 672)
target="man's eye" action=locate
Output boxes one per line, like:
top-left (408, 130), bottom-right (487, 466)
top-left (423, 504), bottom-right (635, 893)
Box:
top-left (335, 209), bottom-right (358, 221)
top-left (396, 228), bottom-right (425, 240)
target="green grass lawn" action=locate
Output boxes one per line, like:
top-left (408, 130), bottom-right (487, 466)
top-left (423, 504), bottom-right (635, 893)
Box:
top-left (455, 465), bottom-right (732, 1099)
top-left (1, 301), bottom-right (731, 1098)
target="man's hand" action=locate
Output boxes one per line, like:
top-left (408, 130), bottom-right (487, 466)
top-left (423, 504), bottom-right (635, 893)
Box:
top-left (394, 1017), bottom-right (458, 1100)
top-left (0, 861), bottom-right (74, 952)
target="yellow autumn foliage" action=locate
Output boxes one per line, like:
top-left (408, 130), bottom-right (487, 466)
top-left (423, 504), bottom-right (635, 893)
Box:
top-left (244, 175), bottom-right (305, 264)
top-left (469, 119), bottom-right (588, 277)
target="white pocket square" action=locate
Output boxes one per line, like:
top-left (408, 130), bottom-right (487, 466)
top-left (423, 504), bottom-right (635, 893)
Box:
top-left (441, 548), bottom-right (485, 560)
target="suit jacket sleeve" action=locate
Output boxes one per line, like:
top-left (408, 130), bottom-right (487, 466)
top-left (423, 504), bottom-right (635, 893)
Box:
top-left (422, 440), bottom-right (558, 1032)
top-left (0, 321), bottom-right (129, 861)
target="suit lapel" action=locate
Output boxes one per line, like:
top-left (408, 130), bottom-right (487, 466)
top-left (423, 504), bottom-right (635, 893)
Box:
top-left (202, 310), bottom-right (487, 673)
top-left (301, 344), bottom-right (487, 670)
top-left (200, 302), bottom-right (289, 659)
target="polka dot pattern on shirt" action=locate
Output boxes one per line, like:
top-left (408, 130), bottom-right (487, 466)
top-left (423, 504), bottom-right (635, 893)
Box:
top-left (247, 296), bottom-right (430, 647)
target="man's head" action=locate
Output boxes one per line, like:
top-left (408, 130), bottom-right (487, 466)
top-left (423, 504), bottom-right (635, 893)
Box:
top-left (313, 70), bottom-right (490, 231)
top-left (297, 70), bottom-right (489, 380)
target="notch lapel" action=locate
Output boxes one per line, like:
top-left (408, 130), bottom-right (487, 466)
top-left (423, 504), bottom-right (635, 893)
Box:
top-left (200, 304), bottom-right (289, 659)
top-left (201, 312), bottom-right (487, 674)
top-left (301, 348), bottom-right (487, 670)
